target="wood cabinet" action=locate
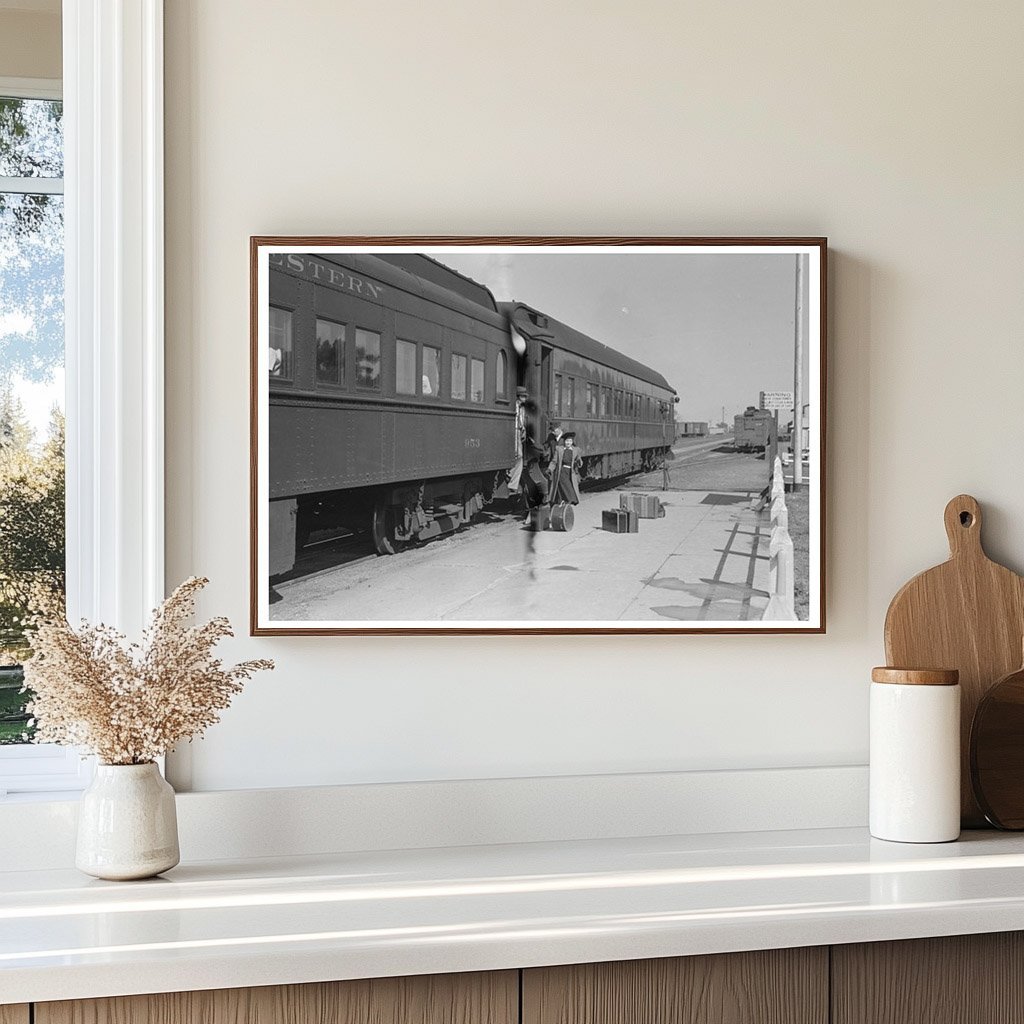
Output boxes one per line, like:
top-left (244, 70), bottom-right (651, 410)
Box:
top-left (832, 932), bottom-right (1024, 1024)
top-left (35, 972), bottom-right (517, 1024)
top-left (522, 949), bottom-right (828, 1024)
top-left (16, 933), bottom-right (1024, 1024)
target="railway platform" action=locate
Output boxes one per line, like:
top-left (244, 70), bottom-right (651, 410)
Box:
top-left (272, 485), bottom-right (771, 624)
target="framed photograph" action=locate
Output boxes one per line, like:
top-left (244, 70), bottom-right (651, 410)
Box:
top-left (250, 237), bottom-right (826, 635)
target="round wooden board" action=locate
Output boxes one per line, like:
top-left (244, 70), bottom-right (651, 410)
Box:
top-left (971, 664), bottom-right (1024, 829)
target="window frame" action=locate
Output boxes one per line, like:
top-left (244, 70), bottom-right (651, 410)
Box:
top-left (314, 315), bottom-right (345, 388)
top-left (495, 349), bottom-right (508, 402)
top-left (268, 305), bottom-right (295, 381)
top-left (0, 76), bottom-right (87, 796)
top-left (0, 79), bottom-right (64, 194)
top-left (395, 337), bottom-right (418, 396)
top-left (353, 326), bottom-right (382, 391)
top-left (450, 352), bottom-right (467, 401)
top-left (421, 343), bottom-right (441, 399)
top-left (0, 0), bottom-right (167, 798)
top-left (469, 356), bottom-right (485, 404)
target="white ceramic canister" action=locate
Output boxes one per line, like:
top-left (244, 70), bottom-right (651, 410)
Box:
top-left (870, 667), bottom-right (961, 843)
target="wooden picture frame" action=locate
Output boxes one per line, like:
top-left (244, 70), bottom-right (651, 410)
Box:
top-left (250, 237), bottom-right (827, 635)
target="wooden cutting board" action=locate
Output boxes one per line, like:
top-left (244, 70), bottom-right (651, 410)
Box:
top-left (884, 494), bottom-right (1024, 827)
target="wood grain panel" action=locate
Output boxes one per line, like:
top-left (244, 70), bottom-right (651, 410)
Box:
top-left (833, 933), bottom-right (1024, 1024)
top-left (0, 1006), bottom-right (29, 1024)
top-left (37, 971), bottom-right (517, 1024)
top-left (522, 949), bottom-right (828, 1024)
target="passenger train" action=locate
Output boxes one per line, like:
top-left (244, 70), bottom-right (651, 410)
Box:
top-left (266, 252), bottom-right (677, 576)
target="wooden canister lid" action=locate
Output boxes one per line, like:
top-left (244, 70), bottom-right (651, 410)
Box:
top-left (871, 667), bottom-right (960, 686)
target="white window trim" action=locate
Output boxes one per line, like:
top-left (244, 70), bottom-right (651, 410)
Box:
top-left (0, 76), bottom-right (64, 195)
top-left (0, 76), bottom-right (62, 101)
top-left (0, 2), bottom-right (165, 798)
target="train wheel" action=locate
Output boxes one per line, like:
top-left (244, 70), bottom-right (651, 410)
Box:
top-left (371, 500), bottom-right (407, 556)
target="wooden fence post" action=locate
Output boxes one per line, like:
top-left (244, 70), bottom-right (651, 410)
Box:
top-left (762, 455), bottom-right (797, 621)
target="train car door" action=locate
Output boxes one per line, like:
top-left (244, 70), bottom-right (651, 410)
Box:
top-left (540, 346), bottom-right (552, 416)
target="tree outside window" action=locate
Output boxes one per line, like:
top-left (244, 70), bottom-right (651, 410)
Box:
top-left (0, 95), bottom-right (65, 744)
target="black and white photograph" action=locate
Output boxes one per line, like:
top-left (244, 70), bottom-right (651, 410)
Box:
top-left (251, 238), bottom-right (825, 634)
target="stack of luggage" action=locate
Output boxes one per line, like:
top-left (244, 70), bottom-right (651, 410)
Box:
top-left (619, 492), bottom-right (666, 519)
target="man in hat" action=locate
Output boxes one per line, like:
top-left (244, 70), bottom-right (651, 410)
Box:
top-left (520, 398), bottom-right (550, 510)
top-left (507, 385), bottom-right (529, 493)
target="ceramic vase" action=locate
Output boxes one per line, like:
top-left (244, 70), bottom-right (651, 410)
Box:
top-left (76, 762), bottom-right (180, 880)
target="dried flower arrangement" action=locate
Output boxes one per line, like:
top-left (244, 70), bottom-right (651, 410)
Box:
top-left (22, 577), bottom-right (273, 765)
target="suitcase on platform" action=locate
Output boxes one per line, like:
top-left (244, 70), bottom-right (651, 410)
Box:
top-left (620, 492), bottom-right (665, 519)
top-left (531, 503), bottom-right (575, 532)
top-left (602, 508), bottom-right (639, 534)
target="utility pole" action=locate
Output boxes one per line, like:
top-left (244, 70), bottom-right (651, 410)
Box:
top-left (792, 253), bottom-right (806, 490)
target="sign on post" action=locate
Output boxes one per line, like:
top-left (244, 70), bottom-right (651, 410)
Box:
top-left (759, 390), bottom-right (794, 412)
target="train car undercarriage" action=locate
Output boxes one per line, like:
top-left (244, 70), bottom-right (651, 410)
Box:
top-left (269, 471), bottom-right (507, 575)
top-left (269, 445), bottom-right (672, 578)
top-left (580, 445), bottom-right (671, 481)
top-left (366, 472), bottom-right (505, 555)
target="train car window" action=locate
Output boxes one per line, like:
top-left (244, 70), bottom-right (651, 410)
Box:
top-left (269, 306), bottom-right (293, 379)
top-left (600, 386), bottom-right (610, 417)
top-left (422, 345), bottom-right (441, 397)
top-left (615, 389), bottom-right (623, 417)
top-left (470, 358), bottom-right (485, 403)
top-left (553, 373), bottom-right (563, 415)
top-left (315, 318), bottom-right (344, 385)
top-left (451, 353), bottom-right (467, 400)
top-left (566, 377), bottom-right (576, 417)
top-left (586, 383), bottom-right (597, 416)
top-left (354, 328), bottom-right (381, 389)
top-left (496, 350), bottom-right (508, 400)
top-left (396, 339), bottom-right (417, 395)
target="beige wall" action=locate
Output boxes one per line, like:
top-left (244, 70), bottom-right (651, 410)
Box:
top-left (0, 9), bottom-right (60, 81)
top-left (164, 1), bottom-right (1024, 791)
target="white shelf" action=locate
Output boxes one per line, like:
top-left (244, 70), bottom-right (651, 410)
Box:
top-left (4, 826), bottom-right (1024, 1004)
